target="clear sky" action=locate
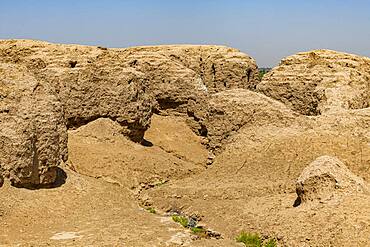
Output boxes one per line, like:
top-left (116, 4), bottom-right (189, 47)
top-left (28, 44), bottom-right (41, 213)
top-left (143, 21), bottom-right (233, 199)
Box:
top-left (0, 0), bottom-right (369, 67)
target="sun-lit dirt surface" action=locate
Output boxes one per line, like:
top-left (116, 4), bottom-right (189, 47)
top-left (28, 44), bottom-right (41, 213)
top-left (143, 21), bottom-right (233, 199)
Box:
top-left (0, 115), bottom-right (238, 246)
top-left (1, 111), bottom-right (369, 246)
top-left (0, 169), bottom-right (191, 246)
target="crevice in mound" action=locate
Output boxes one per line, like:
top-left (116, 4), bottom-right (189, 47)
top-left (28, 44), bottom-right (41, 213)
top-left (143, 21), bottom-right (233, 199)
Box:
top-left (186, 110), bottom-right (208, 137)
top-left (66, 115), bottom-right (106, 129)
top-left (170, 212), bottom-right (222, 240)
top-left (0, 174), bottom-right (4, 188)
top-left (198, 124), bottom-right (208, 137)
top-left (292, 195), bottom-right (301, 207)
top-left (11, 167), bottom-right (67, 190)
top-left (156, 98), bottom-right (187, 111)
top-left (211, 63), bottom-right (216, 80)
top-left (140, 203), bottom-right (223, 241)
top-left (66, 115), bottom-right (146, 143)
top-left (68, 60), bottom-right (77, 68)
top-left (246, 68), bottom-right (252, 82)
top-left (140, 138), bottom-right (153, 147)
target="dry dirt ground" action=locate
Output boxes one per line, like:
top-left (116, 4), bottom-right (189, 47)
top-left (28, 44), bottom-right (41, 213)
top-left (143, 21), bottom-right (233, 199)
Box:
top-left (1, 112), bottom-right (369, 246)
top-left (0, 116), bottom-right (239, 247)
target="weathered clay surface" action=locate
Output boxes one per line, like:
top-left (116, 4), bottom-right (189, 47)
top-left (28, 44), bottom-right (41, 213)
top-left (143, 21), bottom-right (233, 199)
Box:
top-left (0, 39), bottom-right (258, 187)
top-left (68, 117), bottom-right (207, 189)
top-left (195, 89), bottom-right (299, 151)
top-left (0, 63), bottom-right (67, 187)
top-left (144, 108), bottom-right (370, 247)
top-left (0, 40), bottom-right (258, 118)
top-left (257, 49), bottom-right (370, 115)
top-left (0, 40), bottom-right (156, 141)
top-left (296, 155), bottom-right (368, 204)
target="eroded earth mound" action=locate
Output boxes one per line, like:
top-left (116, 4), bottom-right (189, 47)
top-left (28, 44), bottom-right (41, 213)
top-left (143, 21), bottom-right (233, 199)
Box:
top-left (0, 63), bottom-right (67, 187)
top-left (0, 40), bottom-right (369, 246)
top-left (257, 49), bottom-right (370, 115)
top-left (0, 39), bottom-right (258, 188)
top-left (295, 155), bottom-right (368, 205)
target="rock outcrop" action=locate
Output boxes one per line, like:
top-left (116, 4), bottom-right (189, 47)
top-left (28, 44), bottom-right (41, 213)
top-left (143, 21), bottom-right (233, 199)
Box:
top-left (295, 155), bottom-right (368, 205)
top-left (0, 63), bottom-right (67, 187)
top-left (0, 40), bottom-right (258, 113)
top-left (194, 89), bottom-right (298, 151)
top-left (0, 39), bottom-right (259, 187)
top-left (0, 40), bottom-right (156, 141)
top-left (257, 49), bottom-right (370, 115)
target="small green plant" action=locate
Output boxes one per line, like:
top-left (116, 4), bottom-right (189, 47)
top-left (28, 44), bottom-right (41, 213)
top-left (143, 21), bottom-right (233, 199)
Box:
top-left (191, 226), bottom-right (208, 238)
top-left (153, 179), bottom-right (168, 187)
top-left (264, 239), bottom-right (277, 247)
top-left (258, 70), bottom-right (266, 81)
top-left (258, 68), bottom-right (271, 81)
top-left (236, 232), bottom-right (277, 247)
top-left (191, 226), bottom-right (205, 234)
top-left (236, 232), bottom-right (262, 247)
top-left (146, 207), bottom-right (156, 214)
top-left (171, 215), bottom-right (189, 228)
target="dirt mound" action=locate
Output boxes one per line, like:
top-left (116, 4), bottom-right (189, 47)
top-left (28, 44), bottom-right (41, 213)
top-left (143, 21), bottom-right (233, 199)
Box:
top-left (68, 116), bottom-right (207, 189)
top-left (0, 39), bottom-right (156, 141)
top-left (0, 63), bottom-right (67, 187)
top-left (257, 49), bottom-right (370, 115)
top-left (145, 114), bottom-right (209, 165)
top-left (0, 39), bottom-right (257, 187)
top-left (0, 40), bottom-right (258, 116)
top-left (194, 89), bottom-right (298, 152)
top-left (295, 155), bottom-right (369, 205)
top-left (142, 108), bottom-right (370, 246)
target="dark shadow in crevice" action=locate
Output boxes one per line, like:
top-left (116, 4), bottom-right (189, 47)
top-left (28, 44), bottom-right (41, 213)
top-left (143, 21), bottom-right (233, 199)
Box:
top-left (293, 196), bottom-right (301, 207)
top-left (157, 98), bottom-right (187, 111)
top-left (140, 138), bottom-right (153, 147)
top-left (11, 167), bottom-right (67, 190)
top-left (246, 68), bottom-right (252, 82)
top-left (51, 167), bottom-right (68, 188)
top-left (69, 60), bottom-right (78, 68)
top-left (66, 115), bottom-right (102, 129)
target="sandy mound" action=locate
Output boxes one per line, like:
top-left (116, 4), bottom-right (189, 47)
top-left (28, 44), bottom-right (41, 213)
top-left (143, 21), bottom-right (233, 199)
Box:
top-left (0, 39), bottom-right (258, 116)
top-left (0, 63), bottom-right (67, 187)
top-left (295, 155), bottom-right (369, 205)
top-left (142, 107), bottom-right (370, 246)
top-left (194, 89), bottom-right (298, 152)
top-left (0, 39), bottom-right (257, 187)
top-left (257, 49), bottom-right (370, 115)
top-left (68, 116), bottom-right (208, 189)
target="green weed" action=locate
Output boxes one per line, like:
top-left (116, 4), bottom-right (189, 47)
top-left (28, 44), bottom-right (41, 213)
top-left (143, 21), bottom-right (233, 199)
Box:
top-left (264, 238), bottom-right (277, 247)
top-left (236, 232), bottom-right (277, 247)
top-left (146, 207), bottom-right (156, 214)
top-left (236, 232), bottom-right (262, 247)
top-left (171, 215), bottom-right (189, 228)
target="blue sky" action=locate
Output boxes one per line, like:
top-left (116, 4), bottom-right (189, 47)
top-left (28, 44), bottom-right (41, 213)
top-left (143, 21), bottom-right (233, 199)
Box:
top-left (0, 0), bottom-right (369, 67)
